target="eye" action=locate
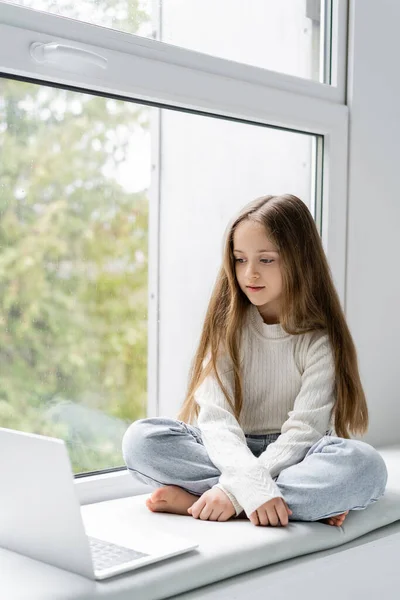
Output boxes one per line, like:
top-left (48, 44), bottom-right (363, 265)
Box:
top-left (234, 258), bottom-right (274, 264)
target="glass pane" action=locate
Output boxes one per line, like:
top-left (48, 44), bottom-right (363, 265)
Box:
top-left (6, 0), bottom-right (154, 39)
top-left (8, 0), bottom-right (329, 83)
top-left (0, 79), bottom-right (150, 474)
top-left (161, 0), bottom-right (328, 82)
top-left (0, 76), bottom-right (320, 475)
top-left (158, 112), bottom-right (319, 420)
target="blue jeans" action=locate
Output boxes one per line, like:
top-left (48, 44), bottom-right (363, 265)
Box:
top-left (122, 417), bottom-right (388, 521)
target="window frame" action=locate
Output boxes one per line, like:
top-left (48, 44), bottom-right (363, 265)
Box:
top-left (0, 0), bottom-right (349, 504)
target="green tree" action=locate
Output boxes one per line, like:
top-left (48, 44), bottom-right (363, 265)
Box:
top-left (0, 1), bottom-right (151, 472)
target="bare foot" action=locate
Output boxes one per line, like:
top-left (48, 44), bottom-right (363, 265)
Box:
top-left (145, 485), bottom-right (198, 516)
top-left (319, 510), bottom-right (349, 527)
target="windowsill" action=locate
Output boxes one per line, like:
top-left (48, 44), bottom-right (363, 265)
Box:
top-left (4, 491), bottom-right (400, 600)
top-left (74, 469), bottom-right (152, 505)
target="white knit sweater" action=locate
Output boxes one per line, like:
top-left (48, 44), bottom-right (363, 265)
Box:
top-left (193, 303), bottom-right (336, 518)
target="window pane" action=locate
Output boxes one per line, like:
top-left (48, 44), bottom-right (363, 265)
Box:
top-left (8, 0), bottom-right (329, 83)
top-left (161, 0), bottom-right (327, 82)
top-left (7, 0), bottom-right (153, 39)
top-left (0, 79), bottom-right (150, 474)
top-left (0, 77), bottom-right (320, 476)
top-left (158, 111), bottom-right (320, 419)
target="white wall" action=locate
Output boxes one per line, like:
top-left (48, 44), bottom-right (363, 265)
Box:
top-left (346, 0), bottom-right (400, 446)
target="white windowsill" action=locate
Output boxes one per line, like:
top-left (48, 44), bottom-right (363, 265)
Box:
top-left (74, 469), bottom-right (153, 505)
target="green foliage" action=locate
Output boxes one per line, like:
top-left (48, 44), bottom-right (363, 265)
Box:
top-left (14, 0), bottom-right (151, 37)
top-left (0, 64), bottom-right (150, 473)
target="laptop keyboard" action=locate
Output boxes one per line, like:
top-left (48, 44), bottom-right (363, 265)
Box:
top-left (88, 536), bottom-right (149, 571)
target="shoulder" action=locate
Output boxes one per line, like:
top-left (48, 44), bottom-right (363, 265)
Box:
top-left (307, 329), bottom-right (332, 354)
top-left (294, 329), bottom-right (334, 374)
top-left (202, 348), bottom-right (234, 375)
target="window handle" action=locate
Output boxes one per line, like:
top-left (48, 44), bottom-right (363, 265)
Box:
top-left (29, 42), bottom-right (108, 69)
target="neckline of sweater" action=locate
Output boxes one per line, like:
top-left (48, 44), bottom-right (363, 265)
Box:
top-left (247, 304), bottom-right (291, 340)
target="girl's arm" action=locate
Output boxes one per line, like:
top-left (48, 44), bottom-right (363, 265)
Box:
top-left (195, 361), bottom-right (284, 518)
top-left (257, 332), bottom-right (335, 478)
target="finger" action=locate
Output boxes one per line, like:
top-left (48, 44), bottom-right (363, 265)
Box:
top-left (257, 508), bottom-right (269, 527)
top-left (266, 506), bottom-right (279, 527)
top-left (204, 507), bottom-right (221, 521)
top-left (276, 502), bottom-right (289, 527)
top-left (199, 504), bottom-right (213, 521)
top-left (208, 509), bottom-right (223, 521)
top-left (283, 500), bottom-right (293, 515)
top-left (335, 516), bottom-right (345, 524)
top-left (190, 499), bottom-right (205, 519)
top-left (331, 514), bottom-right (346, 524)
top-left (249, 511), bottom-right (260, 526)
top-left (188, 500), bottom-right (198, 517)
top-left (217, 510), bottom-right (233, 522)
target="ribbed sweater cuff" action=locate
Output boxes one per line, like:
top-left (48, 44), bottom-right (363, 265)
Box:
top-left (218, 465), bottom-right (284, 517)
top-left (213, 483), bottom-right (243, 516)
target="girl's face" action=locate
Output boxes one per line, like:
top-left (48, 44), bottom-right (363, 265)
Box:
top-left (233, 221), bottom-right (283, 324)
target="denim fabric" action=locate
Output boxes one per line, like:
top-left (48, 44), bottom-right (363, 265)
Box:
top-left (122, 417), bottom-right (388, 522)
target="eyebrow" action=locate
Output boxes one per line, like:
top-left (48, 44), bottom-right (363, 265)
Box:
top-left (233, 249), bottom-right (278, 254)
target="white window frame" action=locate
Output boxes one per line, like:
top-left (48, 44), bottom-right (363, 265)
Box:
top-left (0, 0), bottom-right (349, 505)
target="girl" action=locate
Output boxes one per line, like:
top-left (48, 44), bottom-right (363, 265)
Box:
top-left (122, 194), bottom-right (388, 528)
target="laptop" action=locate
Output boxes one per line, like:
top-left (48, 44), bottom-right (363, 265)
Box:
top-left (0, 427), bottom-right (199, 580)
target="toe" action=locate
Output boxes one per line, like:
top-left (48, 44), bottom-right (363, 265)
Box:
top-left (146, 500), bottom-right (164, 512)
top-left (149, 490), bottom-right (160, 501)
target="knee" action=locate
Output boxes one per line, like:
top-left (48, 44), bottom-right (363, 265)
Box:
top-left (347, 440), bottom-right (388, 497)
top-left (121, 418), bottom-right (157, 470)
top-left (121, 417), bottom-right (177, 471)
top-left (122, 419), bottom-right (145, 469)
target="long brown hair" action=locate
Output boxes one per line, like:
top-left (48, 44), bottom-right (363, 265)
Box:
top-left (177, 194), bottom-right (368, 439)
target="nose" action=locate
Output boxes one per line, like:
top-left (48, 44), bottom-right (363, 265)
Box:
top-left (245, 263), bottom-right (260, 280)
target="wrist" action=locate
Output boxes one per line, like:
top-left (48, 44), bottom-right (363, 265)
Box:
top-left (213, 483), bottom-right (243, 516)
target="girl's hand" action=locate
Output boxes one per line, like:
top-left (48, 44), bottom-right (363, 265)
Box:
top-left (188, 488), bottom-right (236, 522)
top-left (250, 496), bottom-right (292, 527)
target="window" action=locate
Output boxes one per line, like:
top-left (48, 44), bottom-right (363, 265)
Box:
top-left (7, 0), bottom-right (332, 83)
top-left (157, 111), bottom-right (323, 419)
top-left (0, 0), bottom-right (349, 503)
top-left (0, 75), bottom-right (321, 474)
top-left (160, 0), bottom-right (330, 83)
top-left (0, 79), bottom-right (150, 474)
top-left (3, 0), bottom-right (153, 38)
